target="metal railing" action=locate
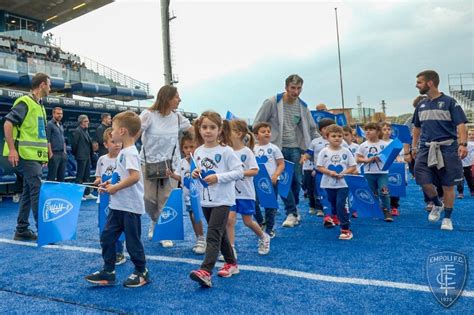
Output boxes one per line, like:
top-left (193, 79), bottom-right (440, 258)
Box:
top-left (0, 30), bottom-right (60, 47)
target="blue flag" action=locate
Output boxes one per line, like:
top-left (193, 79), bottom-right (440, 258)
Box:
top-left (379, 138), bottom-right (403, 171)
top-left (38, 182), bottom-right (85, 247)
top-left (391, 124), bottom-right (412, 144)
top-left (254, 164), bottom-right (279, 209)
top-left (344, 175), bottom-right (383, 219)
top-left (225, 111), bottom-right (238, 120)
top-left (335, 113), bottom-right (347, 126)
top-left (278, 160), bottom-right (294, 198)
top-left (311, 110), bottom-right (335, 125)
top-left (388, 162), bottom-right (407, 197)
top-left (98, 174), bottom-right (124, 241)
top-left (314, 172), bottom-right (331, 213)
top-left (153, 188), bottom-right (184, 241)
top-left (189, 158), bottom-right (202, 223)
top-left (356, 125), bottom-right (365, 138)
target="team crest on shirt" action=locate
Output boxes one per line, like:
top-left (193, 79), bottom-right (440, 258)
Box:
top-left (438, 101), bottom-right (445, 109)
top-left (214, 154), bottom-right (222, 163)
top-left (119, 154), bottom-right (125, 164)
top-left (342, 154), bottom-right (348, 160)
top-left (267, 148), bottom-right (273, 154)
top-left (241, 154), bottom-right (247, 162)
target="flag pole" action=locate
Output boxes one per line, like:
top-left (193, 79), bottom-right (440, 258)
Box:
top-left (335, 7), bottom-right (345, 112)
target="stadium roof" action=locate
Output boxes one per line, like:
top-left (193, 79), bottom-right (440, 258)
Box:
top-left (0, 0), bottom-right (114, 30)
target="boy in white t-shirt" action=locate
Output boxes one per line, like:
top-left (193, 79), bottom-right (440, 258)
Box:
top-left (457, 129), bottom-right (474, 198)
top-left (317, 125), bottom-right (357, 240)
top-left (85, 111), bottom-right (150, 288)
top-left (343, 125), bottom-right (360, 218)
top-left (356, 122), bottom-right (393, 222)
top-left (92, 128), bottom-right (126, 265)
top-left (252, 122), bottom-right (285, 237)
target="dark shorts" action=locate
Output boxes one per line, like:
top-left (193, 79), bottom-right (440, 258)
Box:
top-left (230, 199), bottom-right (256, 215)
top-left (414, 146), bottom-right (463, 187)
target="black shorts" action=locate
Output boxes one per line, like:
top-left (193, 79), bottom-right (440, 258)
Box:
top-left (414, 145), bottom-right (463, 187)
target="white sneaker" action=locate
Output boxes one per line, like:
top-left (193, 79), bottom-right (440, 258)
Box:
top-left (218, 246), bottom-right (237, 262)
top-left (282, 214), bottom-right (297, 228)
top-left (81, 197), bottom-right (86, 201)
top-left (309, 207), bottom-right (316, 215)
top-left (258, 233), bottom-right (271, 255)
top-left (12, 194), bottom-right (20, 203)
top-left (148, 221), bottom-right (156, 240)
top-left (428, 204), bottom-right (444, 222)
top-left (192, 237), bottom-right (206, 254)
top-left (84, 194), bottom-right (97, 200)
top-left (441, 218), bottom-right (453, 231)
top-left (160, 240), bottom-right (174, 248)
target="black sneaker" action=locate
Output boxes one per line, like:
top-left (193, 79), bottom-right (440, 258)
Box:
top-left (14, 229), bottom-right (37, 241)
top-left (267, 230), bottom-right (276, 239)
top-left (115, 253), bottom-right (127, 266)
top-left (123, 269), bottom-right (151, 288)
top-left (85, 270), bottom-right (116, 286)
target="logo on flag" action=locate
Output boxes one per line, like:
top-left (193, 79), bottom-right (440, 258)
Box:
top-left (426, 251), bottom-right (467, 308)
top-left (278, 160), bottom-right (294, 198)
top-left (43, 198), bottom-right (73, 222)
top-left (158, 206), bottom-right (178, 225)
top-left (258, 178), bottom-right (272, 194)
top-left (354, 188), bottom-right (375, 204)
top-left (152, 189), bottom-right (184, 241)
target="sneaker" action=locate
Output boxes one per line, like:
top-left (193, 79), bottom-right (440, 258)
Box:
top-left (84, 194), bottom-right (97, 200)
top-left (218, 246), bottom-right (237, 262)
top-left (190, 269), bottom-right (212, 287)
top-left (123, 269), bottom-right (151, 288)
top-left (268, 230), bottom-right (276, 239)
top-left (457, 193), bottom-right (464, 199)
top-left (323, 215), bottom-right (335, 228)
top-left (148, 221), bottom-right (156, 240)
top-left (383, 210), bottom-right (394, 222)
top-left (441, 218), bottom-right (453, 231)
top-left (351, 211), bottom-right (358, 219)
top-left (425, 202), bottom-right (434, 212)
top-left (282, 214), bottom-right (297, 228)
top-left (192, 237), bottom-right (206, 255)
top-left (217, 263), bottom-right (240, 278)
top-left (309, 207), bottom-right (316, 215)
top-left (81, 197), bottom-right (86, 201)
top-left (391, 207), bottom-right (399, 216)
top-left (296, 212), bottom-right (302, 224)
top-left (316, 209), bottom-right (324, 217)
top-left (332, 215), bottom-right (340, 226)
top-left (258, 233), bottom-right (270, 255)
top-left (85, 270), bottom-right (116, 286)
top-left (339, 229), bottom-right (353, 240)
top-left (160, 240), bottom-right (174, 248)
top-left (12, 194), bottom-right (20, 203)
top-left (115, 253), bottom-right (127, 266)
top-left (13, 229), bottom-right (37, 241)
top-left (428, 204), bottom-right (444, 223)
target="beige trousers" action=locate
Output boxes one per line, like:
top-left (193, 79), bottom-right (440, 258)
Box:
top-left (142, 165), bottom-right (178, 222)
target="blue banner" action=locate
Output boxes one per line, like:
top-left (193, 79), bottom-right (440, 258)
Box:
top-left (225, 111), bottom-right (238, 120)
top-left (311, 110), bottom-right (335, 124)
top-left (38, 182), bottom-right (85, 247)
top-left (388, 162), bottom-right (407, 197)
top-left (335, 113), bottom-right (347, 126)
top-left (391, 124), bottom-right (412, 144)
top-left (356, 125), bottom-right (365, 138)
top-left (379, 138), bottom-right (403, 171)
top-left (189, 158), bottom-right (202, 223)
top-left (153, 188), bottom-right (184, 241)
top-left (278, 160), bottom-right (294, 198)
top-left (254, 164), bottom-right (279, 209)
top-left (344, 175), bottom-right (383, 219)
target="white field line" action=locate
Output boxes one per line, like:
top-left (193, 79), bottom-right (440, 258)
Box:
top-left (1, 238), bottom-right (473, 298)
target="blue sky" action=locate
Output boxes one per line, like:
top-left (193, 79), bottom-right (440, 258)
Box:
top-left (51, 0), bottom-right (473, 119)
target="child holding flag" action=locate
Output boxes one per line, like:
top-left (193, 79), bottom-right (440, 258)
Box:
top-left (316, 125), bottom-right (357, 240)
top-left (92, 128), bottom-right (126, 265)
top-left (85, 111), bottom-right (150, 288)
top-left (226, 119), bottom-right (270, 256)
top-left (189, 111), bottom-right (243, 288)
top-left (456, 129), bottom-right (474, 198)
top-left (167, 132), bottom-right (206, 254)
top-left (252, 122), bottom-right (285, 237)
top-left (356, 122), bottom-right (393, 222)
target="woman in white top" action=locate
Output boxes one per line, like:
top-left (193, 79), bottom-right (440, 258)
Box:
top-left (139, 85), bottom-right (193, 247)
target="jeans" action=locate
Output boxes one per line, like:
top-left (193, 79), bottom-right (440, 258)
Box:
top-left (281, 147), bottom-right (303, 216)
top-left (101, 209), bottom-right (146, 272)
top-left (16, 160), bottom-right (42, 232)
top-left (326, 188), bottom-right (350, 230)
top-left (365, 174), bottom-right (390, 210)
top-left (201, 206), bottom-right (236, 273)
top-left (47, 152), bottom-right (66, 182)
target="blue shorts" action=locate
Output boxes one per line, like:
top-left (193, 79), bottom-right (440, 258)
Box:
top-left (230, 199), bottom-right (256, 215)
top-left (414, 145), bottom-right (464, 187)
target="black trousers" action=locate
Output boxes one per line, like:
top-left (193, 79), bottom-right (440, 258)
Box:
top-left (457, 166), bottom-right (474, 193)
top-left (75, 159), bottom-right (91, 195)
top-left (200, 206), bottom-right (236, 273)
top-left (47, 152), bottom-right (66, 182)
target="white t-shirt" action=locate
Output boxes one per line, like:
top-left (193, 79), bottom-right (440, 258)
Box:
top-left (356, 140), bottom-right (389, 174)
top-left (317, 147), bottom-right (356, 188)
top-left (253, 143), bottom-right (284, 176)
top-left (302, 159), bottom-right (315, 171)
top-left (174, 158), bottom-right (191, 205)
top-left (309, 137), bottom-right (328, 164)
top-left (95, 154), bottom-right (117, 179)
top-left (139, 110), bottom-right (191, 168)
top-left (347, 143), bottom-right (360, 156)
top-left (194, 144), bottom-right (243, 207)
top-left (109, 146), bottom-right (145, 214)
top-left (234, 147), bottom-right (259, 200)
top-left (462, 141), bottom-right (474, 167)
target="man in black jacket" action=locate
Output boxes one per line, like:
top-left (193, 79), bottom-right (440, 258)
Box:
top-left (96, 112), bottom-right (111, 157)
top-left (72, 114), bottom-right (96, 200)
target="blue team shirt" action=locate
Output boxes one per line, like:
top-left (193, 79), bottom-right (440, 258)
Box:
top-left (412, 93), bottom-right (467, 144)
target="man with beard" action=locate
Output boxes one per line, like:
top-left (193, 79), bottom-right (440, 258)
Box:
top-left (411, 70), bottom-right (468, 231)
